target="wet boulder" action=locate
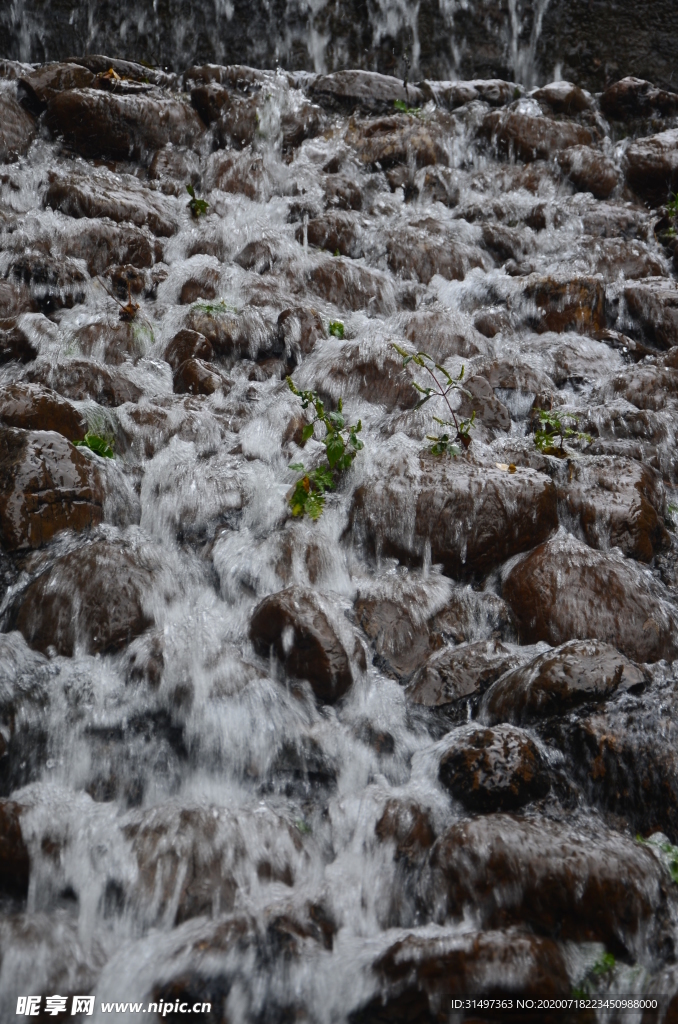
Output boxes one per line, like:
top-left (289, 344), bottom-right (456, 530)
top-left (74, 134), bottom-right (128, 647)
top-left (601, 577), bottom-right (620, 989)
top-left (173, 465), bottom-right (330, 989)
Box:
top-left (347, 115), bottom-right (448, 170)
top-left (0, 92), bottom-right (36, 163)
top-left (184, 306), bottom-right (280, 361)
top-left (72, 320), bottom-right (146, 365)
top-left (308, 339), bottom-right (418, 412)
top-left (10, 536), bottom-right (157, 656)
top-left (17, 62), bottom-right (95, 114)
top-left (352, 928), bottom-right (570, 1020)
top-left (558, 455), bottom-right (668, 562)
top-left (624, 278), bottom-right (678, 348)
top-left (399, 309), bottom-right (489, 361)
top-left (309, 71), bottom-right (424, 114)
top-left (300, 211), bottom-right (365, 259)
top-left (457, 374), bottom-right (511, 433)
top-left (624, 130), bottom-right (678, 207)
top-left (591, 237), bottom-right (664, 281)
top-left (72, 54), bottom-right (176, 88)
top-left (249, 587), bottom-right (362, 703)
top-left (481, 639), bottom-right (648, 726)
top-left (322, 172), bottom-right (363, 211)
top-left (0, 382), bottom-right (86, 441)
top-left (429, 814), bottom-right (675, 961)
top-left (355, 596), bottom-right (439, 680)
top-left (0, 427), bottom-right (104, 551)
top-left (54, 219), bottom-right (162, 276)
top-left (173, 358), bottom-right (229, 396)
top-left (386, 227), bottom-right (489, 285)
top-left (309, 256), bottom-right (396, 315)
top-left (375, 799), bottom-right (436, 864)
top-left (514, 273), bottom-right (605, 334)
top-left (44, 169), bottom-right (178, 237)
top-left (4, 251), bottom-right (88, 313)
top-left (503, 530), bottom-right (678, 663)
top-left (163, 329), bottom-right (213, 371)
top-left (431, 587), bottom-right (516, 644)
top-left (480, 109), bottom-right (593, 163)
top-left (601, 77), bottom-right (678, 121)
top-left (44, 88), bottom-right (204, 162)
top-left (27, 359), bottom-right (143, 407)
top-left (0, 800), bottom-right (29, 898)
top-left (421, 79), bottom-right (516, 110)
top-left (438, 723), bottom-right (550, 812)
top-left (0, 319), bottom-right (39, 364)
top-left (351, 455), bottom-right (558, 581)
top-left (533, 80), bottom-right (594, 115)
top-left (557, 145), bottom-right (619, 199)
top-left (277, 307), bottom-right (325, 360)
top-left (406, 639), bottom-right (529, 710)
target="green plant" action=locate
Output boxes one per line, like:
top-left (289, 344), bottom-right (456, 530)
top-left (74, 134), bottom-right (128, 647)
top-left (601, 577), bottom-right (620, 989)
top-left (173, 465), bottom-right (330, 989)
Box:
top-left (186, 183), bottom-right (209, 218)
top-left (286, 378), bottom-right (363, 520)
top-left (328, 320), bottom-right (344, 339)
top-left (592, 952), bottom-right (616, 977)
top-left (667, 504), bottom-right (678, 531)
top-left (73, 432), bottom-right (114, 459)
top-left (393, 344), bottom-right (475, 456)
top-left (393, 99), bottom-right (421, 115)
top-left (533, 408), bottom-right (592, 456)
top-left (637, 834), bottom-right (678, 883)
top-left (191, 300), bottom-right (238, 315)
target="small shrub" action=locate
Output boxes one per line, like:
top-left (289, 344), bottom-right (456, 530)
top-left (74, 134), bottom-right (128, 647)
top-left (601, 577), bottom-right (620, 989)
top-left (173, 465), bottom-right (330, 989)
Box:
top-left (328, 320), bottom-right (344, 339)
top-left (186, 183), bottom-right (209, 218)
top-left (73, 432), bottom-right (114, 459)
top-left (286, 378), bottom-right (363, 519)
top-left (533, 408), bottom-right (592, 457)
top-left (393, 99), bottom-right (421, 115)
top-left (393, 344), bottom-right (475, 456)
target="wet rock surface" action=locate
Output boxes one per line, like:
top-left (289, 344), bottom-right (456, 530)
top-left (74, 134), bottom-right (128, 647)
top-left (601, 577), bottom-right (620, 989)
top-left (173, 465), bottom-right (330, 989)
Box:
top-left (1, 53), bottom-right (678, 1017)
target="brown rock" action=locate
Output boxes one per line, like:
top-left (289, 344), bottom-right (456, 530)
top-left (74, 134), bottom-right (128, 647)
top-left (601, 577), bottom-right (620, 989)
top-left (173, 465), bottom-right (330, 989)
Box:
top-left (607, 363), bottom-right (678, 411)
top-left (173, 358), bottom-right (229, 396)
top-left (277, 307), bottom-right (325, 359)
top-left (355, 597), bottom-right (437, 680)
top-left (0, 319), bottom-right (39, 364)
top-left (481, 222), bottom-right (533, 264)
top-left (481, 110), bottom-right (593, 163)
top-left (557, 145), bottom-right (619, 199)
top-left (458, 374), bottom-right (511, 432)
top-left (310, 71), bottom-right (424, 113)
top-left (516, 273), bottom-right (605, 334)
top-left (503, 530), bottom-right (678, 663)
top-left (348, 115), bottom-right (447, 170)
top-left (163, 329), bottom-right (213, 371)
top-left (558, 455), bottom-right (668, 562)
top-left (375, 799), bottom-right (436, 863)
top-left (0, 427), bottom-right (104, 551)
top-left (249, 587), bottom-right (360, 703)
top-left (27, 359), bottom-right (143, 407)
top-left (72, 54), bottom-right (175, 88)
top-left (184, 306), bottom-right (279, 361)
top-left (438, 723), bottom-right (550, 812)
top-left (601, 77), bottom-right (678, 121)
top-left (534, 80), bottom-right (594, 115)
top-left (207, 150), bottom-right (269, 200)
top-left (0, 382), bottom-right (86, 441)
top-left (179, 270), bottom-right (219, 305)
top-left (11, 537), bottom-right (156, 656)
top-left (0, 800), bottom-right (29, 898)
top-left (591, 238), bottom-right (664, 281)
top-left (387, 228), bottom-right (489, 285)
top-left (72, 320), bottom-right (145, 365)
top-left (315, 341), bottom-right (418, 412)
top-left (624, 129), bottom-right (678, 207)
top-left (406, 639), bottom-right (526, 708)
top-left (400, 309), bottom-right (488, 361)
top-left (323, 173), bottom-right (363, 211)
top-left (54, 219), bottom-right (162, 276)
top-left (351, 456), bottom-right (558, 581)
top-left (309, 256), bottom-right (396, 315)
top-left (420, 166), bottom-right (460, 207)
top-left (44, 88), bottom-right (203, 162)
top-left (430, 814), bottom-right (674, 960)
top-left (624, 278), bottom-right (678, 347)
top-left (5, 251), bottom-right (88, 313)
top-left (480, 639), bottom-right (648, 726)
top-left (0, 92), bottom-right (36, 163)
top-left (431, 587), bottom-right (516, 644)
top-left (301, 211), bottom-right (364, 259)
top-left (17, 62), bottom-right (95, 114)
top-left (44, 169), bottom-right (178, 237)
top-left (234, 239), bottom-right (278, 274)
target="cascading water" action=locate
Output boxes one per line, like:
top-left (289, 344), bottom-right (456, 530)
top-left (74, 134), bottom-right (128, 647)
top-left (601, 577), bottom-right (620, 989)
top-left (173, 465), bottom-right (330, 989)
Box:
top-left (2, 11), bottom-right (678, 1024)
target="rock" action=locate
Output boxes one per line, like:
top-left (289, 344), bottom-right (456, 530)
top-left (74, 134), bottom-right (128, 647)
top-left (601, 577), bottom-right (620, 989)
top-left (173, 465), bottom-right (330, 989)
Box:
top-left (207, 150), bottom-right (270, 200)
top-left (591, 238), bottom-right (664, 281)
top-left (347, 115), bottom-right (447, 170)
top-left (249, 587), bottom-right (361, 703)
top-left (624, 278), bottom-right (678, 348)
top-left (323, 173), bottom-right (363, 211)
top-left (431, 587), bottom-right (515, 644)
top-left (277, 307), bottom-right (325, 359)
top-left (352, 928), bottom-right (570, 1020)
top-left (355, 597), bottom-right (439, 680)
top-left (399, 309), bottom-right (488, 361)
top-left (481, 222), bottom-right (533, 264)
top-left (419, 166), bottom-right (460, 207)
top-left (0, 382), bottom-right (86, 441)
top-left (163, 329), bottom-right (213, 371)
top-left (438, 723), bottom-right (550, 812)
top-left (281, 100), bottom-right (324, 151)
top-left (601, 77), bottom-right (678, 121)
top-left (429, 814), bottom-right (675, 961)
top-left (387, 228), bottom-right (489, 285)
top-left (503, 530), bottom-right (678, 663)
top-left (406, 639), bottom-right (527, 709)
top-left (0, 800), bottom-right (29, 898)
top-left (422, 79), bottom-right (516, 110)
top-left (301, 211), bottom-right (364, 259)
top-left (309, 71), bottom-right (424, 113)
top-left (533, 80), bottom-right (594, 115)
top-left (0, 92), bottom-right (36, 163)
top-left (515, 273), bottom-right (605, 334)
top-left (173, 358), bottom-right (229, 396)
top-left (375, 799), bottom-right (436, 863)
top-left (351, 455), bottom-right (558, 581)
top-left (184, 306), bottom-right (280, 361)
top-left (45, 169), bottom-right (177, 237)
top-left (0, 427), bottom-right (104, 551)
top-left (0, 319), bottom-right (39, 364)
top-left (234, 239), bottom-right (279, 274)
top-left (27, 359), bottom-right (143, 407)
top-left (10, 536), bottom-right (156, 656)
top-left (310, 341), bottom-right (418, 412)
top-left (557, 145), bottom-right (619, 200)
top-left (457, 374), bottom-right (511, 432)
top-left (44, 88), bottom-right (203, 162)
top-left (309, 256), bottom-right (396, 315)
top-left (607, 363), bottom-right (678, 411)
top-left (480, 109), bottom-right (592, 163)
top-left (624, 130), bottom-right (678, 207)
top-left (71, 54), bottom-right (175, 88)
top-left (72, 320), bottom-right (145, 364)
top-left (4, 251), bottom-right (88, 313)
top-left (179, 269), bottom-right (220, 305)
top-left (558, 455), bottom-right (668, 562)
top-left (17, 62), bottom-right (95, 114)
top-left (54, 219), bottom-right (162, 276)
top-left (481, 639), bottom-right (648, 726)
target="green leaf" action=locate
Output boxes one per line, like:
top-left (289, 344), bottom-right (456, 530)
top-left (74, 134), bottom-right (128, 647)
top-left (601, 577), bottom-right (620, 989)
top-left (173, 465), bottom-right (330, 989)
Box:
top-left (325, 432), bottom-right (345, 469)
top-left (73, 432), bottom-right (114, 458)
top-left (328, 320), bottom-right (344, 339)
top-left (289, 462), bottom-right (305, 471)
top-left (186, 183), bottom-right (196, 199)
top-left (301, 423), bottom-right (314, 443)
top-left (328, 410), bottom-right (345, 430)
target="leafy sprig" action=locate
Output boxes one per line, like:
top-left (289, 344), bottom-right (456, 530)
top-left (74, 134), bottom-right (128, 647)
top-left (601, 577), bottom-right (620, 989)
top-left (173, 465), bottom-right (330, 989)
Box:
top-left (286, 378), bottom-right (363, 519)
top-left (393, 344), bottom-right (476, 456)
top-left (73, 432), bottom-right (115, 459)
top-left (186, 183), bottom-right (209, 218)
top-left (533, 409), bottom-right (592, 457)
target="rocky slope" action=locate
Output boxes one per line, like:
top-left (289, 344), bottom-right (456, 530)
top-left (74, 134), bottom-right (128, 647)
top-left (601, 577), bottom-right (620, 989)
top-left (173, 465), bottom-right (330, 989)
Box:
top-left (1, 55), bottom-right (678, 1021)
